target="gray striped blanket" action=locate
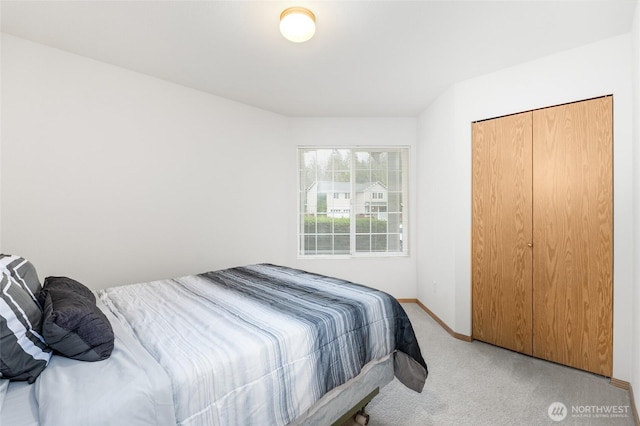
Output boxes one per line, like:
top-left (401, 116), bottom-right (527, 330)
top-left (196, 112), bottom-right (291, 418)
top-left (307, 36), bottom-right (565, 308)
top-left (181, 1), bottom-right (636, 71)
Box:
top-left (98, 264), bottom-right (427, 425)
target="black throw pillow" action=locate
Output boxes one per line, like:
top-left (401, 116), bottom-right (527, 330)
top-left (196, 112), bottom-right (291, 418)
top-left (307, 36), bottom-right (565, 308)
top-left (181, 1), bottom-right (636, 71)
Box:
top-left (39, 277), bottom-right (114, 362)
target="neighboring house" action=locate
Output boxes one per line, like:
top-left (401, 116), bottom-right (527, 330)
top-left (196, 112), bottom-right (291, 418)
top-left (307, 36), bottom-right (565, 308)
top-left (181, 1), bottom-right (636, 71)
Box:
top-left (305, 181), bottom-right (388, 219)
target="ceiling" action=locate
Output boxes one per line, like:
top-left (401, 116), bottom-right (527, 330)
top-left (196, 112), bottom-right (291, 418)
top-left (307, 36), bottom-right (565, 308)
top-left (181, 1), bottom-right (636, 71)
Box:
top-left (1, 1), bottom-right (636, 117)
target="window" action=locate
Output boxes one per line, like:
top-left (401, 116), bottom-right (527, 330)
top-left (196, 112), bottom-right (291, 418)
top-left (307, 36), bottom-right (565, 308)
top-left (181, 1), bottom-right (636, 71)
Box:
top-left (298, 147), bottom-right (408, 256)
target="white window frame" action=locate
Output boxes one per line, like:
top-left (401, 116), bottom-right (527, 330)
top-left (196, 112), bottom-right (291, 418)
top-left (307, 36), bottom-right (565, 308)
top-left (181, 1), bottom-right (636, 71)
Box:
top-left (297, 146), bottom-right (409, 258)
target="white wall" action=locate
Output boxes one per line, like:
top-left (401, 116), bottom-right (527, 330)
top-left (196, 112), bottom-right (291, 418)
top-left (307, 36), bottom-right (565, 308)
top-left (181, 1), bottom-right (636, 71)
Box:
top-left (417, 34), bottom-right (634, 381)
top-left (288, 118), bottom-right (418, 298)
top-left (631, 0), bottom-right (640, 413)
top-left (1, 34), bottom-right (292, 289)
top-left (416, 89), bottom-right (457, 326)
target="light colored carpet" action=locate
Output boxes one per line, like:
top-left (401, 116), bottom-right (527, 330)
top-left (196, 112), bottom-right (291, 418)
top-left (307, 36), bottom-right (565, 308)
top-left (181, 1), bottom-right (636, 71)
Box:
top-left (359, 303), bottom-right (634, 426)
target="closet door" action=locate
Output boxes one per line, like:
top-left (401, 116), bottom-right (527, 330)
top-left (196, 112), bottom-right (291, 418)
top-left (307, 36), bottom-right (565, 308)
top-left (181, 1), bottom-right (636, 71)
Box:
top-left (532, 96), bottom-right (613, 376)
top-left (472, 112), bottom-right (533, 355)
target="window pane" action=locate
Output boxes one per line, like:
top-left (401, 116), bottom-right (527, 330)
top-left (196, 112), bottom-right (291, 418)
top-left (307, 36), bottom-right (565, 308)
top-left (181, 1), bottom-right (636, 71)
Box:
top-left (317, 235), bottom-right (333, 254)
top-left (356, 235), bottom-right (371, 252)
top-left (300, 150), bottom-right (316, 170)
top-left (372, 234), bottom-right (388, 252)
top-left (387, 233), bottom-right (401, 251)
top-left (388, 213), bottom-right (402, 234)
top-left (317, 193), bottom-right (327, 213)
top-left (371, 152), bottom-right (387, 185)
top-left (355, 170), bottom-right (370, 185)
top-left (334, 218), bottom-right (350, 233)
top-left (388, 170), bottom-right (401, 191)
top-left (356, 218), bottom-right (370, 233)
top-left (387, 151), bottom-right (401, 170)
top-left (317, 215), bottom-right (332, 234)
top-left (303, 215), bottom-right (316, 233)
top-left (355, 152), bottom-right (371, 169)
top-left (303, 235), bottom-right (316, 255)
top-left (334, 235), bottom-right (350, 254)
top-left (331, 149), bottom-right (351, 170)
top-left (387, 192), bottom-right (401, 213)
top-left (371, 218), bottom-right (387, 233)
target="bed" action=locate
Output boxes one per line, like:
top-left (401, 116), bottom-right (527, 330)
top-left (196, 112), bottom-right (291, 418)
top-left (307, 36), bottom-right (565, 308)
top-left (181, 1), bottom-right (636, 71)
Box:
top-left (0, 257), bottom-right (428, 425)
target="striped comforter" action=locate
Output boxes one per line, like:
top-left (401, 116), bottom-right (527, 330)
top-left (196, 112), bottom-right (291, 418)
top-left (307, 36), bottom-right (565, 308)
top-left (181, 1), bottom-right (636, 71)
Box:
top-left (98, 264), bottom-right (427, 425)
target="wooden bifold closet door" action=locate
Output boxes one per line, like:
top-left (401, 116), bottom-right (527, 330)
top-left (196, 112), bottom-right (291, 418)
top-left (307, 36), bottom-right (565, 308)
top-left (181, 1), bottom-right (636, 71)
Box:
top-left (472, 112), bottom-right (533, 355)
top-left (471, 96), bottom-right (613, 377)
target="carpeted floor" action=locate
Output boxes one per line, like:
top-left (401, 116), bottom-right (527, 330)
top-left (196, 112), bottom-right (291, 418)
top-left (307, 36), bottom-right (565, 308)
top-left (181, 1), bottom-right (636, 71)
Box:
top-left (359, 303), bottom-right (635, 425)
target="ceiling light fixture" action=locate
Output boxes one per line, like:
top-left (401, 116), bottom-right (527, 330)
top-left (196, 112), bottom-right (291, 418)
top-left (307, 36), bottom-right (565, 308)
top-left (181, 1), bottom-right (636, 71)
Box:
top-left (280, 7), bottom-right (316, 43)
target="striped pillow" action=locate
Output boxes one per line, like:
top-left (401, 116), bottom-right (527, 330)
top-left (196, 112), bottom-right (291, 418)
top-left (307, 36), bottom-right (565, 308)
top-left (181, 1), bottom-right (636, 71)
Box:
top-left (0, 271), bottom-right (52, 382)
top-left (0, 255), bottom-right (42, 308)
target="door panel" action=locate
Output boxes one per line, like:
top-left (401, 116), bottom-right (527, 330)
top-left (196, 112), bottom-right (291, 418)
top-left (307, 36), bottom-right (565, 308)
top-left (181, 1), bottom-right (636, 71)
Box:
top-left (532, 97), bottom-right (613, 376)
top-left (472, 112), bottom-right (533, 355)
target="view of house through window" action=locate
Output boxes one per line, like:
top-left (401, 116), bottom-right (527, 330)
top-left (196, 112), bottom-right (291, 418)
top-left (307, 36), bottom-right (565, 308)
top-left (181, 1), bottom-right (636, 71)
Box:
top-left (299, 148), bottom-right (408, 256)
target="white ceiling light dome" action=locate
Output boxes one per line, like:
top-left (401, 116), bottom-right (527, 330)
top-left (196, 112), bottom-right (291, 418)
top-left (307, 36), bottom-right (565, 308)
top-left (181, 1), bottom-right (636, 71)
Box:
top-left (280, 7), bottom-right (316, 43)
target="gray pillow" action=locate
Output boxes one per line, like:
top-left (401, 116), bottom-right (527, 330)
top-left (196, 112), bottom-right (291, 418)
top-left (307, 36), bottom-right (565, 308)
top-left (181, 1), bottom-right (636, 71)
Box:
top-left (40, 277), bottom-right (114, 362)
top-left (0, 272), bottom-right (52, 383)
